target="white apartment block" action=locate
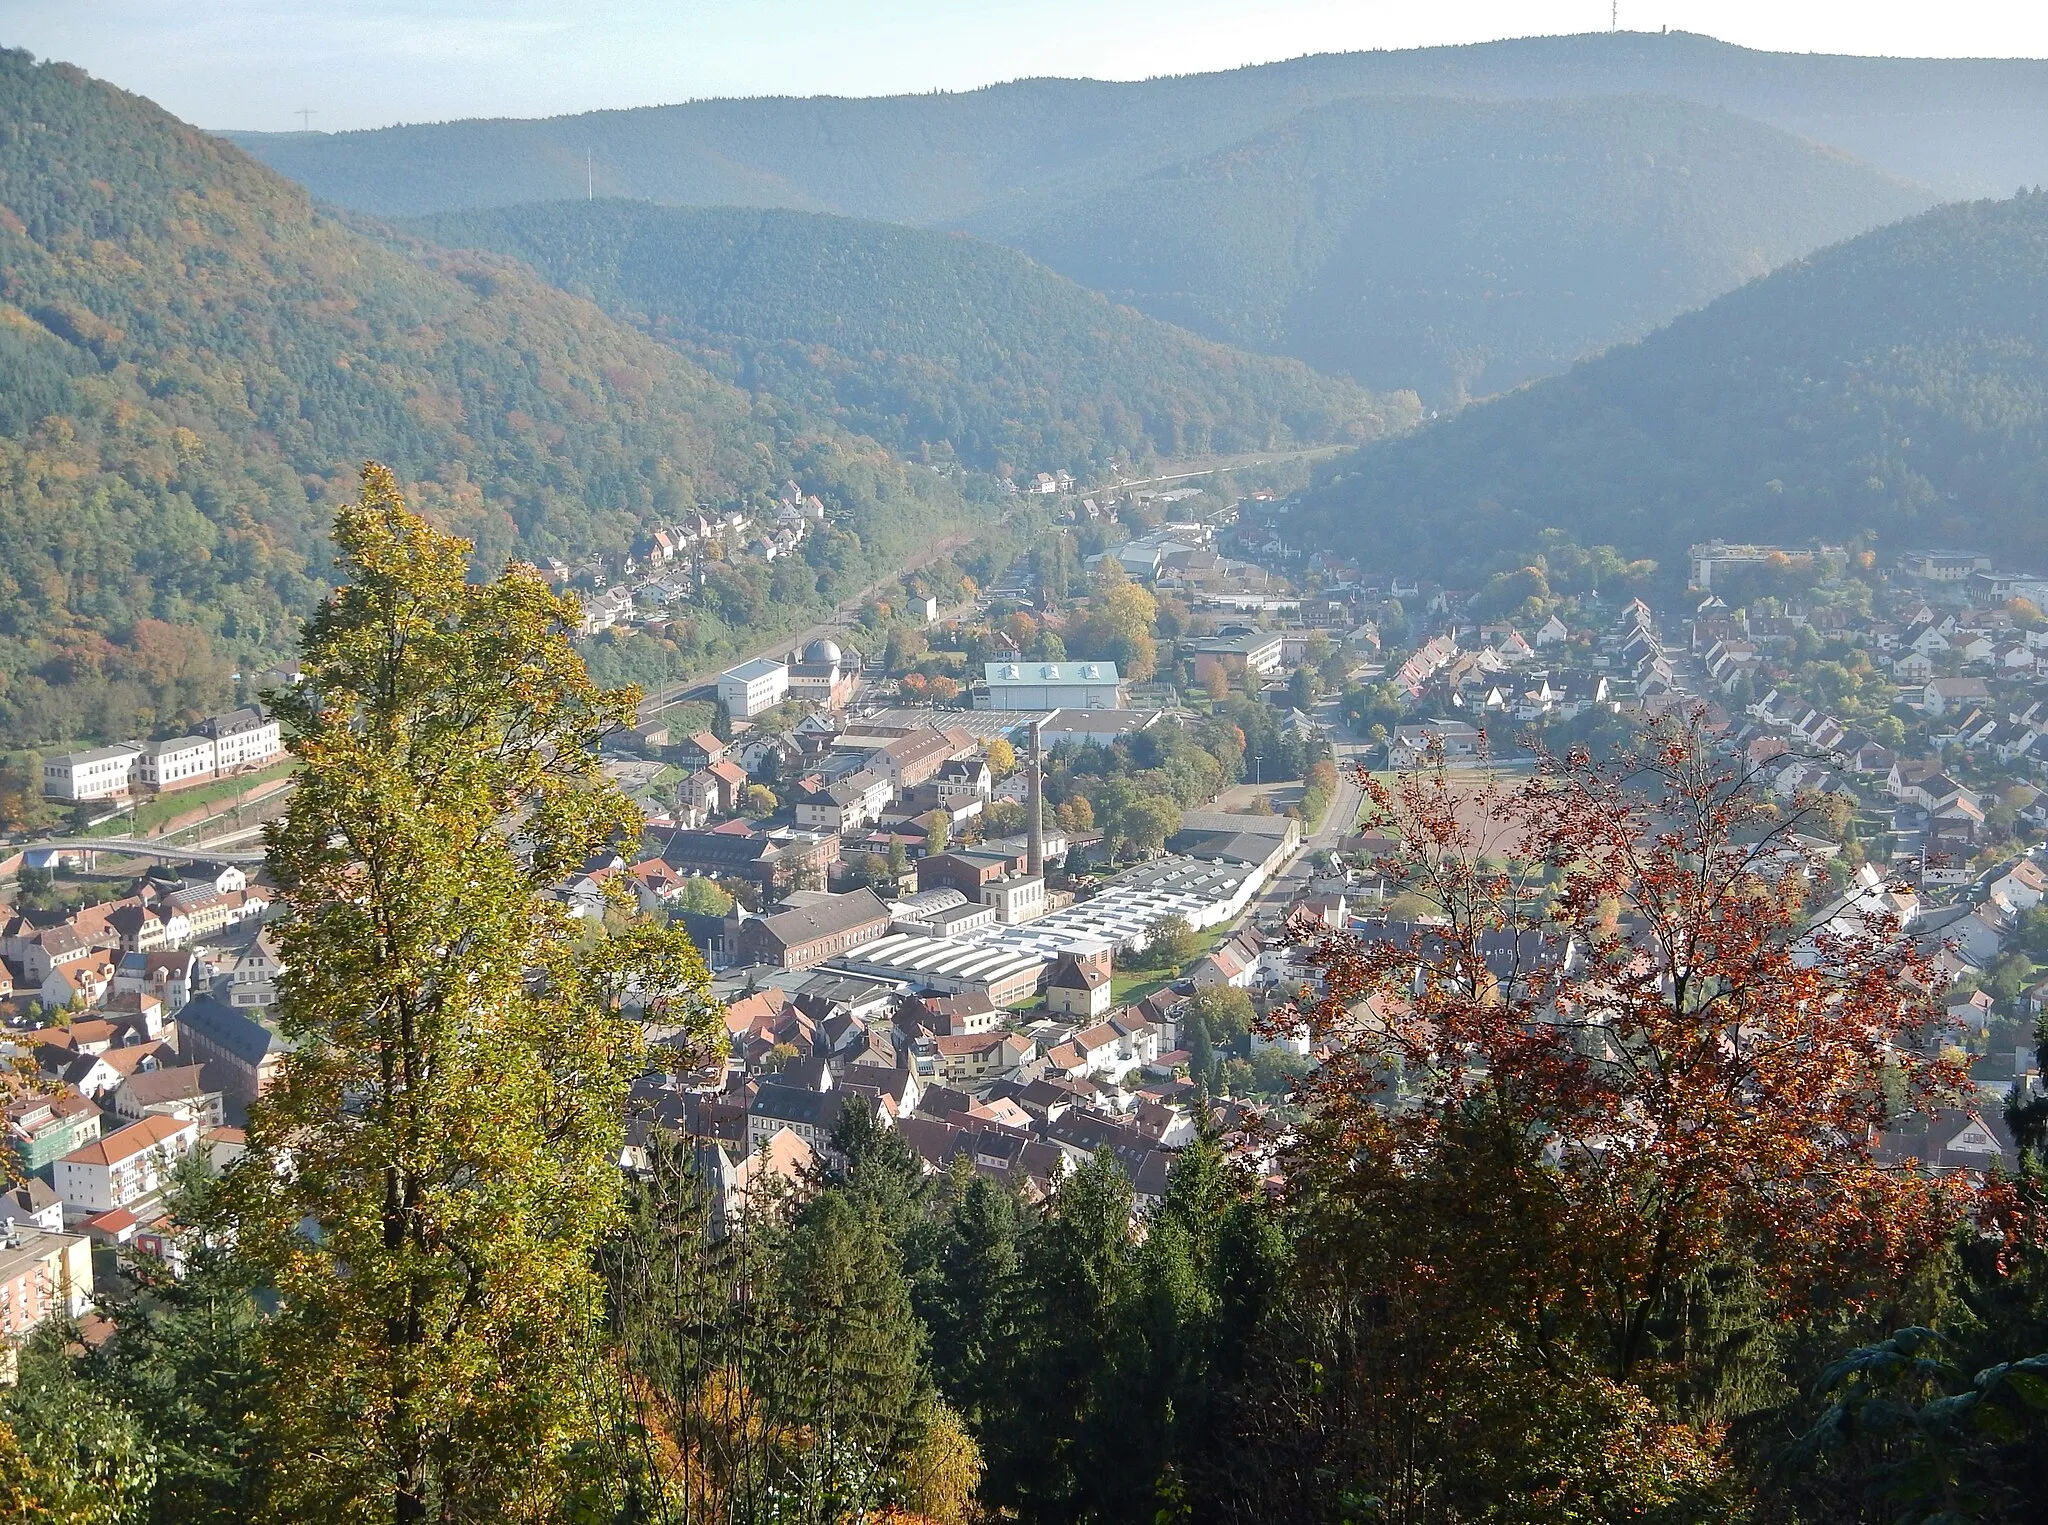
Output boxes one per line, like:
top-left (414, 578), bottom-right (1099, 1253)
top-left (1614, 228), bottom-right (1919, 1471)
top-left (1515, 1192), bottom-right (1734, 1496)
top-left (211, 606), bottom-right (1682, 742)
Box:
top-left (55, 1113), bottom-right (198, 1220)
top-left (139, 735), bottom-right (215, 790)
top-left (198, 706), bottom-right (283, 772)
top-left (43, 744), bottom-right (143, 801)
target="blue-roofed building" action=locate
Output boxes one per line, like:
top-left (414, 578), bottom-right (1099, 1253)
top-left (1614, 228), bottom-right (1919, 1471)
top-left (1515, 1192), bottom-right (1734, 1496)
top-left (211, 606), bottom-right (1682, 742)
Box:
top-left (977, 661), bottom-right (1124, 712)
top-left (175, 991), bottom-right (294, 1119)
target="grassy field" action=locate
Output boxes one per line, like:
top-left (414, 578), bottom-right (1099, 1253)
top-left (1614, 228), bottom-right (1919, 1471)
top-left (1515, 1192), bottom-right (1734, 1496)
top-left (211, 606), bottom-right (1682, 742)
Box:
top-left (87, 761), bottom-right (297, 838)
top-left (1111, 924), bottom-right (1232, 1008)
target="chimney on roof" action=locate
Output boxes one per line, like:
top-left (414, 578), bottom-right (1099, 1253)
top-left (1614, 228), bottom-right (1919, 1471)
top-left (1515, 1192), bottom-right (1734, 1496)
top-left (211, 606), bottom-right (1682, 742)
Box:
top-left (1026, 720), bottom-right (1044, 879)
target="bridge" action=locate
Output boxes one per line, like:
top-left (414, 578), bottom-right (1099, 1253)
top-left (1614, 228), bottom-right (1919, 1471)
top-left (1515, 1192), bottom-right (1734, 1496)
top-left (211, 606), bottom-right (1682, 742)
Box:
top-left (18, 836), bottom-right (268, 867)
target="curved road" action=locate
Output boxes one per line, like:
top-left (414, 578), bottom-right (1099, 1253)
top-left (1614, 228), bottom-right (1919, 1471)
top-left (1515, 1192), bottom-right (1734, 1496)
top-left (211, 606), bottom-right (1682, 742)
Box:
top-left (1240, 701), bottom-right (1368, 929)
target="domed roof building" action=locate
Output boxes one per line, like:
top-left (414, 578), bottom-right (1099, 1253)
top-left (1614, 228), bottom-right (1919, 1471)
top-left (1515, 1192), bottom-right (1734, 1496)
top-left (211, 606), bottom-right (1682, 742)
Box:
top-left (787, 635), bottom-right (861, 710)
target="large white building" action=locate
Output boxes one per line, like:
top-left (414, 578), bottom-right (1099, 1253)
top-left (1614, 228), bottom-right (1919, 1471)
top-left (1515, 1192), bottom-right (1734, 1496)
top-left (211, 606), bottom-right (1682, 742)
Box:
top-left (198, 706), bottom-right (283, 772)
top-left (43, 706), bottom-right (282, 801)
top-left (717, 658), bottom-right (790, 719)
top-left (43, 744), bottom-right (144, 802)
top-left (138, 736), bottom-right (215, 791)
top-left (54, 1112), bottom-right (198, 1221)
top-left (978, 661), bottom-right (1124, 712)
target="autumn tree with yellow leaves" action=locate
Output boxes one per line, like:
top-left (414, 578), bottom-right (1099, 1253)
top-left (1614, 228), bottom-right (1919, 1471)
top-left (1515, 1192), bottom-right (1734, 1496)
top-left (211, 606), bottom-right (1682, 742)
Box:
top-left (226, 464), bottom-right (719, 1523)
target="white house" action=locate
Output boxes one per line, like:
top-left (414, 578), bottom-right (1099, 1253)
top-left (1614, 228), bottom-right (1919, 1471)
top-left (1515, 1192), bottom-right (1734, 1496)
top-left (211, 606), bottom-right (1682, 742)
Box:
top-left (794, 771), bottom-right (894, 835)
top-left (229, 929), bottom-right (284, 1010)
top-left (717, 658), bottom-right (790, 719)
top-left (54, 1113), bottom-right (198, 1221)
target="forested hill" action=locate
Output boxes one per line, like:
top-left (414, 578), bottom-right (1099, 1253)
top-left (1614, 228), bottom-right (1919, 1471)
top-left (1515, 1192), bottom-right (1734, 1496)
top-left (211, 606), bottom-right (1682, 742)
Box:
top-left (1291, 191), bottom-right (2048, 582)
top-left (226, 32), bottom-right (2048, 223)
top-left (1000, 94), bottom-right (1931, 405)
top-left (0, 50), bottom-right (965, 750)
top-left (396, 202), bottom-right (1414, 477)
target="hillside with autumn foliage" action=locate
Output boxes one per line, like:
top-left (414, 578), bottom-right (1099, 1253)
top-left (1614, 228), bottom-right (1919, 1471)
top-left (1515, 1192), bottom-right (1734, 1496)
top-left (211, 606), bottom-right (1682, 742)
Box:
top-left (0, 48), bottom-right (967, 750)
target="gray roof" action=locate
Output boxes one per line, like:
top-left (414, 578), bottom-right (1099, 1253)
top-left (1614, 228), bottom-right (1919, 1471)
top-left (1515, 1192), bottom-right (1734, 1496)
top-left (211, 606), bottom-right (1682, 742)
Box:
top-left (177, 992), bottom-right (292, 1068)
top-left (983, 661), bottom-right (1120, 686)
top-left (756, 889), bottom-right (890, 947)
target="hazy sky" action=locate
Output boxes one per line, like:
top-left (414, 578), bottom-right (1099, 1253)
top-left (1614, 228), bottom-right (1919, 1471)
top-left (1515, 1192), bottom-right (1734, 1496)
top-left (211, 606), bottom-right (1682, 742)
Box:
top-left (8, 0), bottom-right (2048, 133)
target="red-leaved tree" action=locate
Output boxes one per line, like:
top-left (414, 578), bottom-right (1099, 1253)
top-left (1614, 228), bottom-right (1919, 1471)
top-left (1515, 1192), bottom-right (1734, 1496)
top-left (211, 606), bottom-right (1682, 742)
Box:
top-left (1256, 714), bottom-right (1994, 1516)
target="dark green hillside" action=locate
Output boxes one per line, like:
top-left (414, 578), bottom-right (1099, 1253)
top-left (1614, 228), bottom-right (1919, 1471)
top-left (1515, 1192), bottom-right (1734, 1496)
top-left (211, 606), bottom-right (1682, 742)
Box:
top-left (396, 201), bottom-right (1414, 477)
top-left (0, 50), bottom-right (965, 748)
top-left (1293, 191), bottom-right (2048, 581)
top-left (226, 32), bottom-right (2048, 223)
top-left (1005, 94), bottom-right (1932, 404)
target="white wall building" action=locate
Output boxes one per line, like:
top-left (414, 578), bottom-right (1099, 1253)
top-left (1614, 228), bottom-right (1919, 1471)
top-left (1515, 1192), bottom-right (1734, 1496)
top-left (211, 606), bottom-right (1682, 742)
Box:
top-left (138, 735), bottom-right (215, 791)
top-left (54, 1113), bottom-right (198, 1221)
top-left (43, 745), bottom-right (142, 801)
top-left (718, 658), bottom-right (790, 719)
top-left (979, 661), bottom-right (1124, 712)
top-left (198, 707), bottom-right (282, 772)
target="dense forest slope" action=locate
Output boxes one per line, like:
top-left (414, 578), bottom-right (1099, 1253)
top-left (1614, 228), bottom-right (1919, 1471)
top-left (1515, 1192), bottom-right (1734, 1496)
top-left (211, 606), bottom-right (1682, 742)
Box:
top-left (1001, 94), bottom-right (1931, 404)
top-left (0, 50), bottom-right (965, 749)
top-left (1293, 191), bottom-right (2048, 581)
top-left (396, 202), bottom-right (1415, 476)
top-left (225, 32), bottom-right (2048, 224)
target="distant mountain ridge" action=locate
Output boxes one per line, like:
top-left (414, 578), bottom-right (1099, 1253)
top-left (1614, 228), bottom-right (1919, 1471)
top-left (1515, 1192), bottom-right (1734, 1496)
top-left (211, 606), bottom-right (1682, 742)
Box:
top-left (225, 32), bottom-right (2048, 222)
top-left (394, 201), bottom-right (1415, 476)
top-left (998, 93), bottom-right (1932, 404)
top-left (1292, 190), bottom-right (2048, 581)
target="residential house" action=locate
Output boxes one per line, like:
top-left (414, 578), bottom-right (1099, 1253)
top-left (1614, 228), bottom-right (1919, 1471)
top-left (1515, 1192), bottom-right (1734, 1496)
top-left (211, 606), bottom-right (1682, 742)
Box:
top-left (694, 1128), bottom-right (815, 1234)
top-left (746, 1078), bottom-right (847, 1157)
top-left (4, 1092), bottom-right (102, 1178)
top-left (1987, 857), bottom-right (2048, 915)
top-left (1043, 954), bottom-right (1111, 1020)
top-left (17, 925), bottom-right (97, 986)
top-left (110, 1066), bottom-right (225, 1129)
top-left (794, 770), bottom-right (893, 835)
top-left (682, 758), bottom-right (750, 818)
top-left (3, 1180), bottom-right (64, 1235)
top-left (674, 732), bottom-right (729, 770)
top-left (1191, 933), bottom-right (1260, 990)
top-left (1921, 677), bottom-right (1993, 717)
top-left (113, 949), bottom-right (198, 1013)
top-left (227, 929), bottom-right (284, 1010)
top-left (0, 1222), bottom-right (94, 1344)
top-left (931, 1031), bottom-right (1035, 1085)
top-left (931, 757), bottom-right (992, 804)
top-left (54, 1112), bottom-right (198, 1221)
top-left (39, 953), bottom-right (117, 1012)
top-left (105, 902), bottom-right (189, 955)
